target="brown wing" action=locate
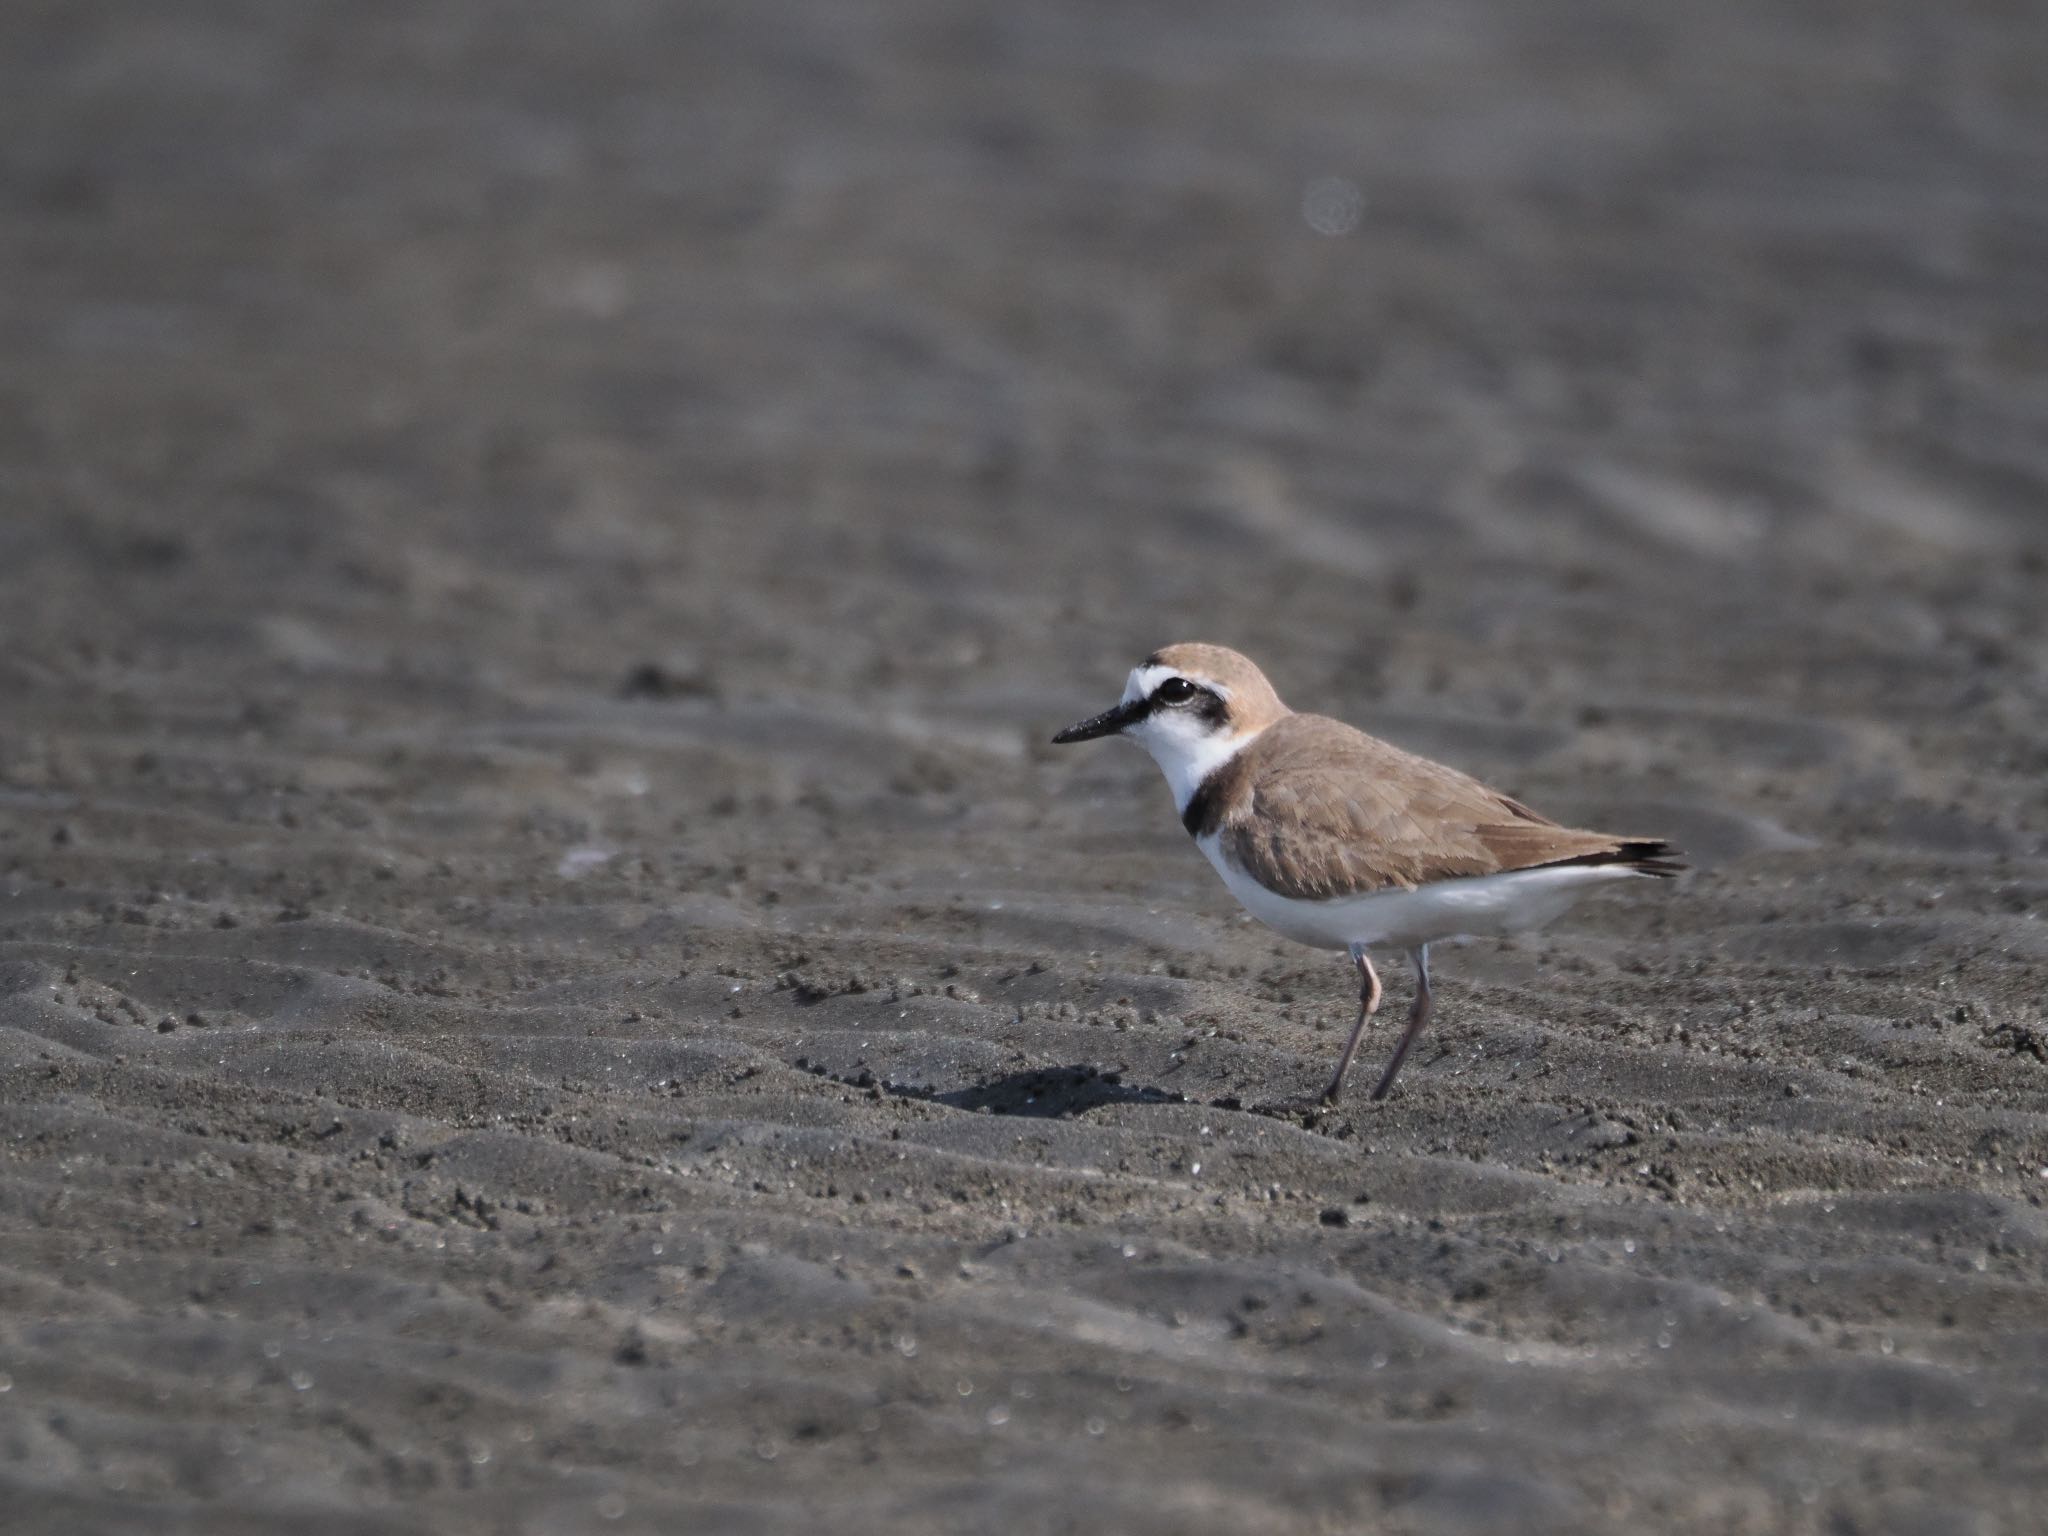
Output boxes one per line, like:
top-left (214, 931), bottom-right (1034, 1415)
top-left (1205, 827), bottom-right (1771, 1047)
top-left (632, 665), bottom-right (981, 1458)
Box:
top-left (1205, 715), bottom-right (1676, 900)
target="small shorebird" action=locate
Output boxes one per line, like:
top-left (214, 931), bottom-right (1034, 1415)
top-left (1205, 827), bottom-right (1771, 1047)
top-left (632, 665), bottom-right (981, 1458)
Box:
top-left (1052, 644), bottom-right (1682, 1104)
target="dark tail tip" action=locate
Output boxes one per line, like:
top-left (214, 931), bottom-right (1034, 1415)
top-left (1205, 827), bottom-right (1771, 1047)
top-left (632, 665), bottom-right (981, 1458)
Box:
top-left (1617, 839), bottom-right (1686, 877)
top-left (1544, 839), bottom-right (1686, 877)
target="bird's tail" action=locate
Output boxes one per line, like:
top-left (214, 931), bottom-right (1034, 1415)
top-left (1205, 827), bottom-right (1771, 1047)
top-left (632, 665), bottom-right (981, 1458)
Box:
top-left (1547, 839), bottom-right (1687, 878)
top-left (1610, 839), bottom-right (1686, 877)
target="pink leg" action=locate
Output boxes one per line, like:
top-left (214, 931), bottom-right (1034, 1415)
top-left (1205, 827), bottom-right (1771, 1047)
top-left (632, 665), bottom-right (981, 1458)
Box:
top-left (1369, 945), bottom-right (1433, 1101)
top-left (1320, 945), bottom-right (1383, 1105)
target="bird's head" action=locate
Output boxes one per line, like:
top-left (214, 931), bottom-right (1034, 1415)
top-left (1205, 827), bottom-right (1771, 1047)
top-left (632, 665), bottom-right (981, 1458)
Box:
top-left (1052, 643), bottom-right (1289, 807)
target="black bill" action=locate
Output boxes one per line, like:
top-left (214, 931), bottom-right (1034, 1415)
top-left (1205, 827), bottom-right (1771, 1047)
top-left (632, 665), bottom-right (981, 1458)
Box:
top-left (1051, 697), bottom-right (1149, 744)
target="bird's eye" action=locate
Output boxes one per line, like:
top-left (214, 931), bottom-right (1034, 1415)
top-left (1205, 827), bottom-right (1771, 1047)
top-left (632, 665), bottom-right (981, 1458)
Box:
top-left (1154, 677), bottom-right (1198, 705)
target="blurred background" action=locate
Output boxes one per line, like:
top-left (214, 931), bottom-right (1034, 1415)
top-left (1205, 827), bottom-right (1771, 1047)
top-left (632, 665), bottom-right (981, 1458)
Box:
top-left (3, 3), bottom-right (2045, 1533)
top-left (7, 0), bottom-right (2042, 914)
top-left (7, 2), bottom-right (2043, 709)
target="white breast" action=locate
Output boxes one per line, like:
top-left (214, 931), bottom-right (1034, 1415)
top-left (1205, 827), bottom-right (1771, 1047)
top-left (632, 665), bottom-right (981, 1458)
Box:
top-left (1195, 834), bottom-right (1647, 952)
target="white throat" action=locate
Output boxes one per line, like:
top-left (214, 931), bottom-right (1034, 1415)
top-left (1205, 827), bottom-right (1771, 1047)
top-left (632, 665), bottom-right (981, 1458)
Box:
top-left (1108, 663), bottom-right (1263, 814)
top-left (1130, 719), bottom-right (1262, 814)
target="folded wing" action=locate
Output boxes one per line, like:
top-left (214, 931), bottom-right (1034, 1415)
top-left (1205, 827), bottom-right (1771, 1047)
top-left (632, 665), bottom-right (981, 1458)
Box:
top-left (1204, 715), bottom-right (1682, 901)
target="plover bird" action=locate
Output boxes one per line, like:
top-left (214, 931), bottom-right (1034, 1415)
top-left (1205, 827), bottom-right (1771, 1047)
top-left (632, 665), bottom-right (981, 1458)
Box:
top-left (1052, 644), bottom-right (1682, 1104)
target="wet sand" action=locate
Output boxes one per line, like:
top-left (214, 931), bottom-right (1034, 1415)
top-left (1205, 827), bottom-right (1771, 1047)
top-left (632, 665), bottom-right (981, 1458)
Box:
top-left (3, 2), bottom-right (2047, 1532)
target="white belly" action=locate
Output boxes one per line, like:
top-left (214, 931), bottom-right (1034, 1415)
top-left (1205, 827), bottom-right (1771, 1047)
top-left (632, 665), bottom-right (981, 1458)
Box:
top-left (1195, 834), bottom-right (1645, 952)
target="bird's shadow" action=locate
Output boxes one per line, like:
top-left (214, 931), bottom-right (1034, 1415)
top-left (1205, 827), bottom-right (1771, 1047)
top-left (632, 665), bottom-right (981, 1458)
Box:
top-left (796, 1057), bottom-right (1355, 1129)
top-left (898, 1064), bottom-right (1189, 1119)
top-left (895, 1064), bottom-right (1350, 1130)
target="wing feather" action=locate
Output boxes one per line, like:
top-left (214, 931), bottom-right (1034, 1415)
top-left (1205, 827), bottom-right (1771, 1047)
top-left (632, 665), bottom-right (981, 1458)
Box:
top-left (1213, 715), bottom-right (1676, 900)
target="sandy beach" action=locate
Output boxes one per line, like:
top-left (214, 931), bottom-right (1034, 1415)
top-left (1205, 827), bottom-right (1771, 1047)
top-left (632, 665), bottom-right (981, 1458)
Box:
top-left (3, 2), bottom-right (2046, 1531)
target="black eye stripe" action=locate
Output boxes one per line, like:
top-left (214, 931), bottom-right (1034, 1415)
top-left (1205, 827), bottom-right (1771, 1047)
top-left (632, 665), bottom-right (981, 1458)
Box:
top-left (1150, 677), bottom-right (1227, 727)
